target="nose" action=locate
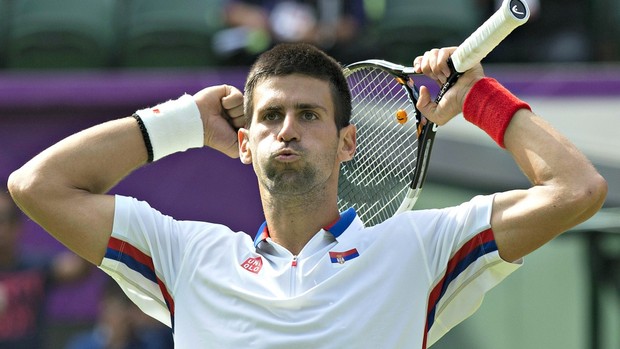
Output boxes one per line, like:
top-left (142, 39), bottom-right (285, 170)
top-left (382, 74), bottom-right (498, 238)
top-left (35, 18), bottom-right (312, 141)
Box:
top-left (277, 113), bottom-right (300, 142)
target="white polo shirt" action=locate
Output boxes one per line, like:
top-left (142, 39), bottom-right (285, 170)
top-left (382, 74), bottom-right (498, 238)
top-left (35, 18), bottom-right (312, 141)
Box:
top-left (100, 194), bottom-right (520, 348)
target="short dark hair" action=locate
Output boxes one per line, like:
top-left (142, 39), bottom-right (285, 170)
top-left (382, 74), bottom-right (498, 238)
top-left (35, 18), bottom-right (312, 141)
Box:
top-left (244, 43), bottom-right (352, 131)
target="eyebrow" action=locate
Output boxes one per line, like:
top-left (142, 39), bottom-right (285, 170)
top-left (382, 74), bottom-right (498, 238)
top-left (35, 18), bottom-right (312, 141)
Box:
top-left (258, 103), bottom-right (328, 113)
top-left (296, 103), bottom-right (328, 113)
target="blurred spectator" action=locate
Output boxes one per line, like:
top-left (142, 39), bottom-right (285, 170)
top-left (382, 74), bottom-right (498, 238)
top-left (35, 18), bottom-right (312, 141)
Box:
top-left (480, 0), bottom-right (593, 62)
top-left (64, 280), bottom-right (173, 349)
top-left (214, 0), bottom-right (374, 64)
top-left (0, 186), bottom-right (92, 349)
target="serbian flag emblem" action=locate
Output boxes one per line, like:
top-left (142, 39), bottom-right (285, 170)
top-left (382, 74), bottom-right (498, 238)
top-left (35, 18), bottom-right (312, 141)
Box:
top-left (329, 248), bottom-right (360, 264)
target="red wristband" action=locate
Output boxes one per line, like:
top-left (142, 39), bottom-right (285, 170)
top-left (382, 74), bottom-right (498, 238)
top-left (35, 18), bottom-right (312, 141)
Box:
top-left (462, 77), bottom-right (531, 148)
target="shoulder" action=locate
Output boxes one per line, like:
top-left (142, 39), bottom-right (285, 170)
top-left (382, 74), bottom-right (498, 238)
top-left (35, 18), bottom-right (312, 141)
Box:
top-left (402, 194), bottom-right (494, 227)
top-left (111, 194), bottom-right (253, 252)
top-left (113, 194), bottom-right (243, 234)
top-left (368, 194), bottom-right (495, 241)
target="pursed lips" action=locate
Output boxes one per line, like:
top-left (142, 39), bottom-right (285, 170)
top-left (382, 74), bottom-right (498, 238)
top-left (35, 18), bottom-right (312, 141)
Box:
top-left (272, 148), bottom-right (301, 162)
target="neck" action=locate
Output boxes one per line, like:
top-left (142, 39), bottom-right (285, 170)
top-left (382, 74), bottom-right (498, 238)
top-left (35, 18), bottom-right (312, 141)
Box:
top-left (260, 188), bottom-right (339, 255)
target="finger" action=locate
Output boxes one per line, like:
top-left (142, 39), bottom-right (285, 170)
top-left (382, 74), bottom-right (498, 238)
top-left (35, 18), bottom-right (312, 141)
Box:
top-left (226, 104), bottom-right (245, 119)
top-left (229, 112), bottom-right (246, 129)
top-left (221, 85), bottom-right (244, 110)
top-left (221, 85), bottom-right (245, 127)
top-left (437, 48), bottom-right (452, 78)
top-left (427, 49), bottom-right (447, 85)
top-left (420, 52), bottom-right (438, 84)
top-left (413, 56), bottom-right (423, 73)
top-left (416, 85), bottom-right (437, 122)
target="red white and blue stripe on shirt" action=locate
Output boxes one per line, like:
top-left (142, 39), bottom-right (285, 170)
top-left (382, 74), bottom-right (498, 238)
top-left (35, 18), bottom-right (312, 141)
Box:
top-left (105, 237), bottom-right (176, 329)
top-left (423, 228), bottom-right (498, 348)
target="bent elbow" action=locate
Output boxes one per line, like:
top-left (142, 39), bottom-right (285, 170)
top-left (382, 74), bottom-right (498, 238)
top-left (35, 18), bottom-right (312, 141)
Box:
top-left (585, 174), bottom-right (607, 208)
top-left (7, 168), bottom-right (32, 209)
top-left (574, 173), bottom-right (608, 218)
top-left (7, 166), bottom-right (47, 213)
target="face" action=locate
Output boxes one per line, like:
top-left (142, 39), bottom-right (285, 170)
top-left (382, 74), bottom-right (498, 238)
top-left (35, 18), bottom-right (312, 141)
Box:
top-left (239, 74), bottom-right (355, 197)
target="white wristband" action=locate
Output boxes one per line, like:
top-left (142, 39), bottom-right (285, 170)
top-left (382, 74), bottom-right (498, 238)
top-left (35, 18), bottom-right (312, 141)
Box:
top-left (135, 94), bottom-right (204, 161)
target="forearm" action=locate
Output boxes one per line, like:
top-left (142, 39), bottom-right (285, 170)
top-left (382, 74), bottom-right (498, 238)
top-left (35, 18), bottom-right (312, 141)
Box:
top-left (502, 109), bottom-right (607, 222)
top-left (8, 117), bottom-right (146, 263)
top-left (11, 117), bottom-right (146, 196)
top-left (10, 93), bottom-right (204, 223)
top-left (504, 110), bottom-right (595, 189)
top-left (460, 77), bottom-right (606, 261)
top-left (491, 109), bottom-right (607, 260)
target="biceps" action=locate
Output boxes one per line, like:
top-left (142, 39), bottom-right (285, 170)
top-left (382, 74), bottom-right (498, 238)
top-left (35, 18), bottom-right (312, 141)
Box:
top-left (33, 190), bottom-right (114, 266)
top-left (491, 187), bottom-right (567, 262)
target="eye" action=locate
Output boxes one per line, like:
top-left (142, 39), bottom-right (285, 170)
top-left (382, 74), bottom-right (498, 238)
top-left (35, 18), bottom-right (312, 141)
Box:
top-left (301, 111), bottom-right (318, 121)
top-left (263, 112), bottom-right (281, 121)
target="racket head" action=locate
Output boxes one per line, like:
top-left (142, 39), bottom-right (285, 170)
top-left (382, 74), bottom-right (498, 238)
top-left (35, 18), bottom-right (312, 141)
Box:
top-left (338, 60), bottom-right (434, 226)
top-left (337, 0), bottom-right (528, 227)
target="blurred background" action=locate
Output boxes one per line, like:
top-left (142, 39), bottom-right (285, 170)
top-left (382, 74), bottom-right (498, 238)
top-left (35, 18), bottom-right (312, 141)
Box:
top-left (0, 0), bottom-right (618, 348)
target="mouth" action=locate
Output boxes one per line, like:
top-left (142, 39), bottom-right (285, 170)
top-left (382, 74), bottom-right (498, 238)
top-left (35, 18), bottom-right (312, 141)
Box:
top-left (273, 148), bottom-right (301, 162)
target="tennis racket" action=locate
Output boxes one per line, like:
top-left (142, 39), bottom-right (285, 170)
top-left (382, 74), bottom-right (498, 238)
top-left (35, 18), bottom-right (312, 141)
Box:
top-left (337, 0), bottom-right (530, 226)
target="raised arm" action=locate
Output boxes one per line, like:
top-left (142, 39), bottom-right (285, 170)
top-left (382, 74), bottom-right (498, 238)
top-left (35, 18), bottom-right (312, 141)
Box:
top-left (415, 48), bottom-right (607, 262)
top-left (489, 107), bottom-right (607, 261)
top-left (7, 85), bottom-right (244, 265)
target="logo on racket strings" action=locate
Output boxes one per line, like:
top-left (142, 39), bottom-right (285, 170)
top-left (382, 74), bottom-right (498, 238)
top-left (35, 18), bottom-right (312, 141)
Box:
top-left (396, 109), bottom-right (408, 124)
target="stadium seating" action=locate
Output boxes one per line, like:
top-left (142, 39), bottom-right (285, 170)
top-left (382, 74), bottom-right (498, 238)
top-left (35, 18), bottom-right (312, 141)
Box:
top-left (0, 0), bottom-right (10, 67)
top-left (119, 0), bottom-right (224, 68)
top-left (375, 0), bottom-right (481, 64)
top-left (6, 0), bottom-right (118, 69)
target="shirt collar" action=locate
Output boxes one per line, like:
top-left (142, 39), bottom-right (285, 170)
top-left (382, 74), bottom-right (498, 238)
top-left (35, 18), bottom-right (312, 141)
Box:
top-left (253, 208), bottom-right (357, 248)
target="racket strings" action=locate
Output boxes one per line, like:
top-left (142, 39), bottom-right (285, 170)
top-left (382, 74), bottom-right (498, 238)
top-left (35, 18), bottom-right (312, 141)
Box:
top-left (338, 67), bottom-right (420, 226)
top-left (347, 72), bottom-right (413, 182)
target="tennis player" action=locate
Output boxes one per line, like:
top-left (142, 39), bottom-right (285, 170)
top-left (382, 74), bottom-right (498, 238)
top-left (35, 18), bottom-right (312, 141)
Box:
top-left (7, 43), bottom-right (606, 348)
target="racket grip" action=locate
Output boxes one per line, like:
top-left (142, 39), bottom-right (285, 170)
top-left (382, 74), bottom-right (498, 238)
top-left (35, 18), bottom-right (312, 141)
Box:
top-left (434, 58), bottom-right (460, 103)
top-left (451, 0), bottom-right (529, 73)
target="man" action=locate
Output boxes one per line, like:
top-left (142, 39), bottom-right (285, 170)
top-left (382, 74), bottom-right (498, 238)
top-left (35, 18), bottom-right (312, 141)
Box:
top-left (7, 43), bottom-right (607, 347)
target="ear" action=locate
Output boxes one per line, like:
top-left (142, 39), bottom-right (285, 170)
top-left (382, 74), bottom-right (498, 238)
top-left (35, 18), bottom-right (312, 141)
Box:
top-left (338, 124), bottom-right (356, 162)
top-left (238, 128), bottom-right (253, 164)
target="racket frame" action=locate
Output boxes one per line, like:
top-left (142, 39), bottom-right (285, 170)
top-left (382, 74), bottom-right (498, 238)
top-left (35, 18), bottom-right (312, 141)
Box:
top-left (339, 0), bottom-right (530, 223)
top-left (342, 60), bottom-right (438, 215)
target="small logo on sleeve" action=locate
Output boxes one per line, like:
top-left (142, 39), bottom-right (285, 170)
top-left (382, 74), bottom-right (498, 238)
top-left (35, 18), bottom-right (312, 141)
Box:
top-left (329, 248), bottom-right (360, 265)
top-left (241, 256), bottom-right (263, 274)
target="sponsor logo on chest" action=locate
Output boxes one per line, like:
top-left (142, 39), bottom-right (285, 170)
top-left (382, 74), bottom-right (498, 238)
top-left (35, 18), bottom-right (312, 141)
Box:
top-left (240, 256), bottom-right (263, 274)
